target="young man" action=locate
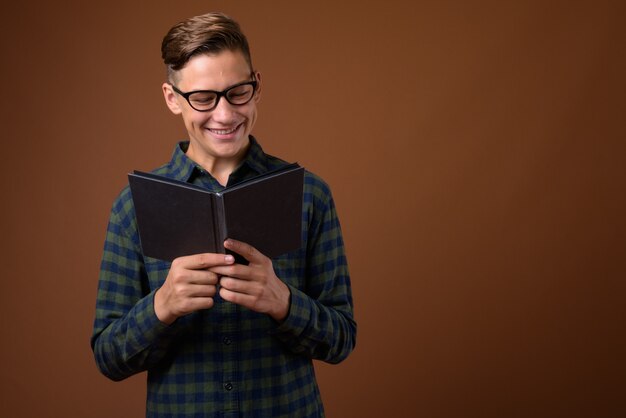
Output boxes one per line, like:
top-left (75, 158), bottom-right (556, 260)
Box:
top-left (91, 12), bottom-right (356, 417)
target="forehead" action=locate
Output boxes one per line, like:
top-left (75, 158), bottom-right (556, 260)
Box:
top-left (174, 50), bottom-right (251, 91)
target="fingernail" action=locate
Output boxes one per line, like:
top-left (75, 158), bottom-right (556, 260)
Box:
top-left (225, 254), bottom-right (234, 263)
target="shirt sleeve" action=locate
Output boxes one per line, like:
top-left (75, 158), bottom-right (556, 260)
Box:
top-left (90, 188), bottom-right (180, 381)
top-left (268, 176), bottom-right (357, 364)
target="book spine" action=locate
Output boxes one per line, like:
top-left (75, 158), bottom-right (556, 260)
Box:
top-left (213, 193), bottom-right (227, 254)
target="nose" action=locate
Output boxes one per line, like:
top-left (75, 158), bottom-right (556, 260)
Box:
top-left (210, 96), bottom-right (237, 123)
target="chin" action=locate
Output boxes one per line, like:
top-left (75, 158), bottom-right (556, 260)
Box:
top-left (210, 136), bottom-right (249, 157)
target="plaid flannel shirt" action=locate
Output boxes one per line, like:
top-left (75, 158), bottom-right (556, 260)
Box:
top-left (91, 137), bottom-right (356, 417)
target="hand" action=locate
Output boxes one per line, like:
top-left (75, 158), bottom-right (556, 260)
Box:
top-left (210, 239), bottom-right (291, 322)
top-left (154, 253), bottom-right (235, 325)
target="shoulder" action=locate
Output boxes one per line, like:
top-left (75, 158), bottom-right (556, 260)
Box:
top-left (109, 184), bottom-right (136, 229)
top-left (304, 169), bottom-right (332, 203)
top-left (110, 159), bottom-right (173, 221)
top-left (302, 169), bottom-right (336, 228)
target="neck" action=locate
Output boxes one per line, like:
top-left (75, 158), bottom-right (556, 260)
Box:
top-left (186, 140), bottom-right (250, 187)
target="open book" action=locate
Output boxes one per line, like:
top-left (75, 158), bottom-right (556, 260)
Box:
top-left (128, 163), bottom-right (304, 262)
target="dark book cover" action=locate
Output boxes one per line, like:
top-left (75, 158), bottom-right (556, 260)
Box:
top-left (128, 163), bottom-right (304, 262)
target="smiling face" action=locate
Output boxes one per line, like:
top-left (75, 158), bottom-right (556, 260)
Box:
top-left (162, 50), bottom-right (261, 174)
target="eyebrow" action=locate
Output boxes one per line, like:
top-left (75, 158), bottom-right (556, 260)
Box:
top-left (182, 76), bottom-right (255, 93)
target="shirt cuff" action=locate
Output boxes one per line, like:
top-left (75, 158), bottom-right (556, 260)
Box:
top-left (268, 284), bottom-right (314, 341)
top-left (130, 290), bottom-right (180, 351)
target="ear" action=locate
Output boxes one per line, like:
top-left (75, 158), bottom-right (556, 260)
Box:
top-left (253, 71), bottom-right (262, 103)
top-left (162, 83), bottom-right (183, 115)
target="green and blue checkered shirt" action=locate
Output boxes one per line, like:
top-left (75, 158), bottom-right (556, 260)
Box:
top-left (91, 137), bottom-right (356, 417)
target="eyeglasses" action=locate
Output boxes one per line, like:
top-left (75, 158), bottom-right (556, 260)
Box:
top-left (170, 77), bottom-right (258, 112)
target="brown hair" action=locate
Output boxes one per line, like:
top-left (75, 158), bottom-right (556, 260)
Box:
top-left (161, 12), bottom-right (253, 81)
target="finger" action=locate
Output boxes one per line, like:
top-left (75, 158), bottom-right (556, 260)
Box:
top-left (219, 276), bottom-right (256, 295)
top-left (188, 284), bottom-right (217, 298)
top-left (174, 252), bottom-right (235, 270)
top-left (219, 287), bottom-right (255, 307)
top-left (223, 239), bottom-right (264, 263)
top-left (209, 264), bottom-right (253, 280)
top-left (186, 270), bottom-right (220, 285)
top-left (181, 297), bottom-right (215, 313)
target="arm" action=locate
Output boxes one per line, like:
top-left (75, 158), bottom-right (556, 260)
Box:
top-left (90, 190), bottom-right (229, 381)
top-left (90, 195), bottom-right (176, 381)
top-left (270, 183), bottom-right (356, 364)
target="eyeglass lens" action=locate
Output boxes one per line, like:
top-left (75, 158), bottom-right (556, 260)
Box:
top-left (188, 83), bottom-right (255, 111)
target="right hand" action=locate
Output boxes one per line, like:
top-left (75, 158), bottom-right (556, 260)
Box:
top-left (154, 253), bottom-right (235, 324)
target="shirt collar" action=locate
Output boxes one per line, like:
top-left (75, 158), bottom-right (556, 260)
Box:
top-left (239, 135), bottom-right (269, 175)
top-left (166, 135), bottom-right (269, 183)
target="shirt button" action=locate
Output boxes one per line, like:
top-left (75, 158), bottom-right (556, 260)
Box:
top-left (223, 336), bottom-right (232, 345)
top-left (224, 382), bottom-right (233, 391)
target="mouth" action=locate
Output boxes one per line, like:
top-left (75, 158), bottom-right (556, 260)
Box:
top-left (208, 123), bottom-right (242, 136)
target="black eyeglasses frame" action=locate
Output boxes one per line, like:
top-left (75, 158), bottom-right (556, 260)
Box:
top-left (170, 77), bottom-right (258, 112)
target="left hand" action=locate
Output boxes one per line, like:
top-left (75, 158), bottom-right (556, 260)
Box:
top-left (209, 239), bottom-right (291, 322)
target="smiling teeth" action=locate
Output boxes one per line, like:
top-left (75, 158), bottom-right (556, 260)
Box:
top-left (210, 126), bottom-right (238, 135)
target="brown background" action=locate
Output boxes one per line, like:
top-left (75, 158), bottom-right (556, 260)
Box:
top-left (1, 0), bottom-right (625, 417)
